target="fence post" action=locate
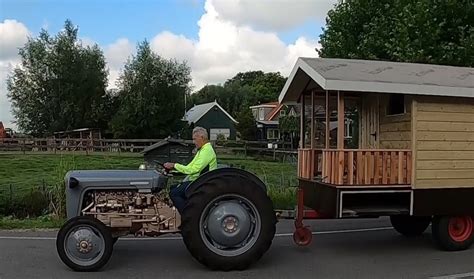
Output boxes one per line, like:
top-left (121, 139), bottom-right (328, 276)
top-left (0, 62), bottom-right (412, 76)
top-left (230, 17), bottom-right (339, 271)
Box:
top-left (9, 184), bottom-right (13, 209)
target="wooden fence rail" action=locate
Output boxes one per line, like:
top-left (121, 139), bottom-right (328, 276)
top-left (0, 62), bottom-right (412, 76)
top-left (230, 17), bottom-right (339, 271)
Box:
top-left (0, 138), bottom-right (297, 155)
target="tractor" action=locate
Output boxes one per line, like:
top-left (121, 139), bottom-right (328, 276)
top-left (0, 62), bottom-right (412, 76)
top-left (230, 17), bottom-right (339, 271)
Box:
top-left (56, 163), bottom-right (277, 271)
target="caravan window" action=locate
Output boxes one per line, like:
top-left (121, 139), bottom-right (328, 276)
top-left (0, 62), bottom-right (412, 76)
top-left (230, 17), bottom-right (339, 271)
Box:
top-left (387, 94), bottom-right (405, 115)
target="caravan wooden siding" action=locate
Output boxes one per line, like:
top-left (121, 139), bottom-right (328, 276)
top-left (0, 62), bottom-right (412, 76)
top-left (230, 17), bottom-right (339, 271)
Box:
top-left (414, 97), bottom-right (474, 189)
top-left (378, 95), bottom-right (412, 149)
top-left (359, 94), bottom-right (412, 149)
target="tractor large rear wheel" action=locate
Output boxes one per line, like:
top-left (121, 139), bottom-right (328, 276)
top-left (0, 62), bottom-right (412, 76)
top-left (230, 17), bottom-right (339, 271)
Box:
top-left (181, 174), bottom-right (276, 271)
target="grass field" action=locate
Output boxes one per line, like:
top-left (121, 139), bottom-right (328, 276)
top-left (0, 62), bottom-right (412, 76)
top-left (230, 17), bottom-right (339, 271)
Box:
top-left (0, 215), bottom-right (64, 229)
top-left (0, 152), bottom-right (298, 219)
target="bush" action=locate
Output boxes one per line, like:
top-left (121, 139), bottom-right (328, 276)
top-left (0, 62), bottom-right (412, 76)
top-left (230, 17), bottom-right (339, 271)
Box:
top-left (268, 187), bottom-right (296, 210)
top-left (0, 187), bottom-right (49, 218)
top-left (47, 156), bottom-right (76, 219)
top-left (19, 189), bottom-right (49, 217)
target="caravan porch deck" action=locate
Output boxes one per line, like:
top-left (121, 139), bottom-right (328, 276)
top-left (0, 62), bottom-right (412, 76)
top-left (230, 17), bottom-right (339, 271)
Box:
top-left (298, 148), bottom-right (412, 186)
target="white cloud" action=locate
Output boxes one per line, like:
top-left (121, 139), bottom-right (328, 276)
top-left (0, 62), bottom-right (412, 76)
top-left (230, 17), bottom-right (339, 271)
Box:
top-left (0, 60), bottom-right (20, 130)
top-left (0, 19), bottom-right (30, 130)
top-left (150, 0), bottom-right (320, 91)
top-left (80, 37), bottom-right (97, 48)
top-left (104, 38), bottom-right (134, 88)
top-left (0, 19), bottom-right (30, 60)
top-left (151, 31), bottom-right (195, 64)
top-left (286, 37), bottom-right (321, 65)
top-left (210, 0), bottom-right (338, 31)
top-left (104, 0), bottom-right (327, 93)
top-left (1, 0), bottom-right (330, 130)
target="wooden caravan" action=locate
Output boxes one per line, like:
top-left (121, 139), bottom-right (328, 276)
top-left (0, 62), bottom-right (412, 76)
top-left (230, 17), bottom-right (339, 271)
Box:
top-left (282, 58), bottom-right (474, 250)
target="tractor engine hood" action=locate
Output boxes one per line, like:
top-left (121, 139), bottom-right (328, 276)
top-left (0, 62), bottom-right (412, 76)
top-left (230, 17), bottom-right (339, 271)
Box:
top-left (64, 169), bottom-right (168, 219)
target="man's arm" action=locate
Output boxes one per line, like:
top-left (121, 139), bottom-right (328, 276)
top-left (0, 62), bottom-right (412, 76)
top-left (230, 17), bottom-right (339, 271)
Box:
top-left (173, 148), bottom-right (213, 175)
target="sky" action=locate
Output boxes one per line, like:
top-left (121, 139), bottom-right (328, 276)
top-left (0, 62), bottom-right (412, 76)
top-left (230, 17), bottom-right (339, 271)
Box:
top-left (0, 0), bottom-right (338, 130)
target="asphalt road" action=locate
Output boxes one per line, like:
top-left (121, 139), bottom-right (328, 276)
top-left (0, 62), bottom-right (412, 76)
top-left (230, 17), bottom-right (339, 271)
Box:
top-left (0, 218), bottom-right (473, 279)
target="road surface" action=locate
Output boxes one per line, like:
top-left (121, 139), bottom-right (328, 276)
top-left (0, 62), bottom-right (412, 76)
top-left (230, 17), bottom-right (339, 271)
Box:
top-left (0, 218), bottom-right (473, 279)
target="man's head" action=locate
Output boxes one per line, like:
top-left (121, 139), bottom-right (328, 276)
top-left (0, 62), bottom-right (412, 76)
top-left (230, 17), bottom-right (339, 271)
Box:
top-left (192, 127), bottom-right (208, 149)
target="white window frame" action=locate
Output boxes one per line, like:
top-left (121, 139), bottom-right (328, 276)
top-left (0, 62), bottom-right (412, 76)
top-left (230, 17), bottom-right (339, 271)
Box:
top-left (344, 118), bottom-right (353, 139)
top-left (252, 109), bottom-right (258, 120)
top-left (259, 108), bottom-right (265, 120)
top-left (210, 128), bottom-right (230, 141)
top-left (267, 129), bottom-right (280, 140)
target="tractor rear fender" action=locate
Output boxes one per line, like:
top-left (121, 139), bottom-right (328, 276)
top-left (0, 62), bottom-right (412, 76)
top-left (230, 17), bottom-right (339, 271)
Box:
top-left (185, 167), bottom-right (267, 197)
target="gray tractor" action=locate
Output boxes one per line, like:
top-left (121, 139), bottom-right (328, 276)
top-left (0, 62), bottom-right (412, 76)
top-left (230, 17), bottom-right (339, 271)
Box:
top-left (56, 164), bottom-right (277, 271)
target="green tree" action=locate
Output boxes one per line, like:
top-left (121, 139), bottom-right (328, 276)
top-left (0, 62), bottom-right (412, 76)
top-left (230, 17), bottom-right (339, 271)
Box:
top-left (279, 107), bottom-right (299, 148)
top-left (319, 0), bottom-right (474, 66)
top-left (224, 71), bottom-right (266, 87)
top-left (7, 20), bottom-right (109, 136)
top-left (221, 83), bottom-right (255, 116)
top-left (224, 71), bottom-right (287, 104)
top-left (189, 71), bottom-right (287, 117)
top-left (110, 41), bottom-right (191, 138)
top-left (187, 85), bottom-right (227, 110)
top-left (236, 107), bottom-right (257, 140)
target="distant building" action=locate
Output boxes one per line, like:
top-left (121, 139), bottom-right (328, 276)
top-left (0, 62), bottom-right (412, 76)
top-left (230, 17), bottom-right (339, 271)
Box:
top-left (0, 122), bottom-right (15, 138)
top-left (250, 102), bottom-right (298, 141)
top-left (53, 128), bottom-right (102, 139)
top-left (183, 101), bottom-right (238, 140)
top-left (141, 138), bottom-right (194, 166)
top-left (0, 122), bottom-right (6, 138)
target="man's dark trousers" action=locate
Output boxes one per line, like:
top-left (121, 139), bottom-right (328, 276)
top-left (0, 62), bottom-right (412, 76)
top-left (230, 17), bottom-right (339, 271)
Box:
top-left (170, 181), bottom-right (192, 214)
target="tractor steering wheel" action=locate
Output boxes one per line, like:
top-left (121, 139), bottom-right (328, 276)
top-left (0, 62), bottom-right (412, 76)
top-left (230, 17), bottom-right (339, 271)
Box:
top-left (153, 160), bottom-right (173, 177)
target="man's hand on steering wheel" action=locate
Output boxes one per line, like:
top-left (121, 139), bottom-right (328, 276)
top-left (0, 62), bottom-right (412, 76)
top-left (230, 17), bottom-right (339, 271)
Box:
top-left (152, 161), bottom-right (173, 175)
top-left (164, 162), bottom-right (175, 170)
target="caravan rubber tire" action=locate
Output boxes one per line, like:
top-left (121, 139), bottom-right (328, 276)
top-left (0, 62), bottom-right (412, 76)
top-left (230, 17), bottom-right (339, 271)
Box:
top-left (432, 215), bottom-right (474, 251)
top-left (181, 174), bottom-right (276, 271)
top-left (390, 215), bottom-right (431, 237)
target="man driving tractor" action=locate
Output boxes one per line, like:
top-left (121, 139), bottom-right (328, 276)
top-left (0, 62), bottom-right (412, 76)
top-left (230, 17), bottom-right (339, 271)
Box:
top-left (164, 126), bottom-right (217, 214)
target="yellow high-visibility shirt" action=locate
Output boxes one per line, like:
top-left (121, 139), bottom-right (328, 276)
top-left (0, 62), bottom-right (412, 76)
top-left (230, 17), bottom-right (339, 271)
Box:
top-left (174, 142), bottom-right (217, 181)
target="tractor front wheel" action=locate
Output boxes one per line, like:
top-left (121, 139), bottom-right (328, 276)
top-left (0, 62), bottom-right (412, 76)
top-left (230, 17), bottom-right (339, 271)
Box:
top-left (56, 216), bottom-right (114, 271)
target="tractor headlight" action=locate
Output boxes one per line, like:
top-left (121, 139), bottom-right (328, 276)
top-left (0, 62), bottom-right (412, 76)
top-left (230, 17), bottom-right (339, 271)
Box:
top-left (69, 177), bottom-right (79, 188)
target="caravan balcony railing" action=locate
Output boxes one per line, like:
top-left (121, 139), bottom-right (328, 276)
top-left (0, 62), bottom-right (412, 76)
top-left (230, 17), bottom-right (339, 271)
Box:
top-left (298, 149), bottom-right (412, 186)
